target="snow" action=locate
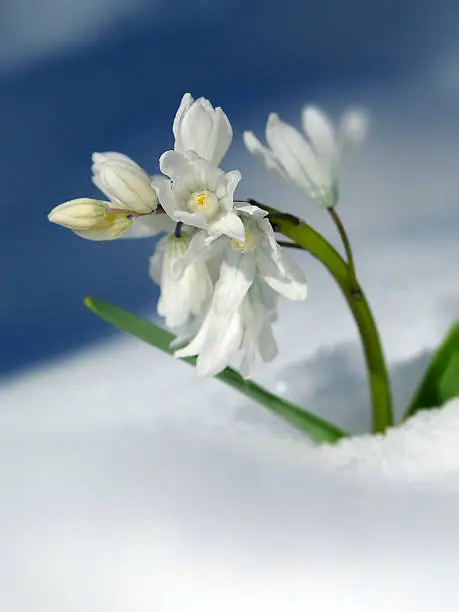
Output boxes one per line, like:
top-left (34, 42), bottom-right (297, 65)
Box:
top-left (1, 329), bottom-right (459, 611)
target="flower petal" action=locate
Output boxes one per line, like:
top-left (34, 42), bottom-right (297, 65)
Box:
top-left (215, 170), bottom-right (241, 211)
top-left (213, 249), bottom-right (256, 315)
top-left (210, 106), bottom-right (233, 165)
top-left (174, 210), bottom-right (208, 229)
top-left (301, 106), bottom-right (336, 160)
top-left (196, 309), bottom-right (243, 377)
top-left (172, 232), bottom-right (226, 280)
top-left (266, 113), bottom-right (325, 195)
top-left (339, 107), bottom-right (369, 156)
top-left (181, 98), bottom-right (215, 160)
top-left (92, 151), bottom-right (134, 168)
top-left (173, 93), bottom-right (194, 154)
top-left (148, 235), bottom-right (167, 284)
top-left (48, 198), bottom-right (107, 230)
top-left (173, 309), bottom-right (213, 360)
top-left (258, 318), bottom-right (278, 362)
top-left (155, 236), bottom-right (210, 329)
top-left (185, 152), bottom-right (224, 192)
top-left (243, 131), bottom-right (288, 180)
top-left (159, 150), bottom-right (190, 180)
top-left (98, 159), bottom-right (157, 214)
top-left (234, 203), bottom-right (267, 217)
top-left (74, 218), bottom-right (132, 241)
top-left (121, 213), bottom-right (175, 238)
top-left (256, 242), bottom-right (307, 301)
top-left (153, 178), bottom-right (180, 219)
top-left (208, 211), bottom-right (245, 242)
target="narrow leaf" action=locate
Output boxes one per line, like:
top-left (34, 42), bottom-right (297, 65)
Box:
top-left (85, 297), bottom-right (347, 443)
top-left (404, 320), bottom-right (459, 419)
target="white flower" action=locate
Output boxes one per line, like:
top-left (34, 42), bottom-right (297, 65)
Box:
top-left (174, 204), bottom-right (307, 306)
top-left (154, 150), bottom-right (245, 242)
top-left (92, 152), bottom-right (158, 215)
top-left (150, 232), bottom-right (212, 329)
top-left (239, 280), bottom-right (279, 378)
top-left (172, 205), bottom-right (307, 377)
top-left (244, 105), bottom-right (369, 208)
top-left (48, 197), bottom-right (133, 241)
top-left (173, 93), bottom-right (232, 166)
top-left (173, 279), bottom-right (279, 379)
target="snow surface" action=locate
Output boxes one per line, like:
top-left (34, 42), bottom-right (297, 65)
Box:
top-left (1, 327), bottom-right (459, 612)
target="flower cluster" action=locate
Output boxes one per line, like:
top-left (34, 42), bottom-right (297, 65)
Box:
top-left (49, 93), bottom-right (366, 377)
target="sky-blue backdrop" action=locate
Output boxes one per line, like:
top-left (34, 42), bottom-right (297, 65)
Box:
top-left (1, 0), bottom-right (458, 375)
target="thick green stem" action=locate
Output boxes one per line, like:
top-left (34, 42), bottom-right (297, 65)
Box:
top-left (256, 202), bottom-right (394, 433)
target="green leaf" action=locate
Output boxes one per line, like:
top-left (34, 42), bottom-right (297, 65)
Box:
top-left (403, 320), bottom-right (459, 420)
top-left (84, 297), bottom-right (347, 444)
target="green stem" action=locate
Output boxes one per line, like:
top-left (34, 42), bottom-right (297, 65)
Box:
top-left (328, 209), bottom-right (360, 294)
top-left (256, 202), bottom-right (394, 433)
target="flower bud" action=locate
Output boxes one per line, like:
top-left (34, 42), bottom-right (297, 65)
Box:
top-left (173, 93), bottom-right (232, 166)
top-left (48, 198), bottom-right (132, 241)
top-left (92, 153), bottom-right (158, 215)
top-left (48, 198), bottom-right (107, 230)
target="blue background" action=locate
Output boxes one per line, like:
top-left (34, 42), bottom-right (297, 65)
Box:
top-left (1, 0), bottom-right (458, 375)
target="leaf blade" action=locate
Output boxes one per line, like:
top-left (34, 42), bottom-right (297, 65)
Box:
top-left (85, 297), bottom-right (347, 443)
top-left (403, 320), bottom-right (459, 420)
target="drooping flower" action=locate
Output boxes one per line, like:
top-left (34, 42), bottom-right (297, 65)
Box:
top-left (172, 279), bottom-right (279, 379)
top-left (239, 279), bottom-right (279, 378)
top-left (154, 150), bottom-right (245, 243)
top-left (244, 105), bottom-right (368, 208)
top-left (172, 205), bottom-right (307, 376)
top-left (149, 231), bottom-right (212, 329)
top-left (174, 204), bottom-right (307, 305)
top-left (173, 93), bottom-right (232, 166)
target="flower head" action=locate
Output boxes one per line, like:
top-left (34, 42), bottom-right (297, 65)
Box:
top-left (154, 150), bottom-right (245, 242)
top-left (48, 197), bottom-right (132, 240)
top-left (149, 232), bottom-right (212, 329)
top-left (91, 152), bottom-right (158, 215)
top-left (172, 204), bottom-right (307, 377)
top-left (173, 93), bottom-right (232, 166)
top-left (244, 105), bottom-right (368, 208)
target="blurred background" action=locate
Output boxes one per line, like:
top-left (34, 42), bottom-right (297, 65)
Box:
top-left (2, 1), bottom-right (459, 610)
top-left (2, 0), bottom-right (459, 376)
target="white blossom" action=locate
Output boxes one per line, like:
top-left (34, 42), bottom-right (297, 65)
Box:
top-left (48, 197), bottom-right (133, 241)
top-left (239, 279), bottom-right (279, 378)
top-left (244, 105), bottom-right (369, 208)
top-left (173, 280), bottom-right (279, 379)
top-left (154, 150), bottom-right (245, 242)
top-left (149, 232), bottom-right (213, 329)
top-left (173, 93), bottom-right (232, 166)
top-left (91, 152), bottom-right (158, 215)
top-left (173, 205), bottom-right (307, 377)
